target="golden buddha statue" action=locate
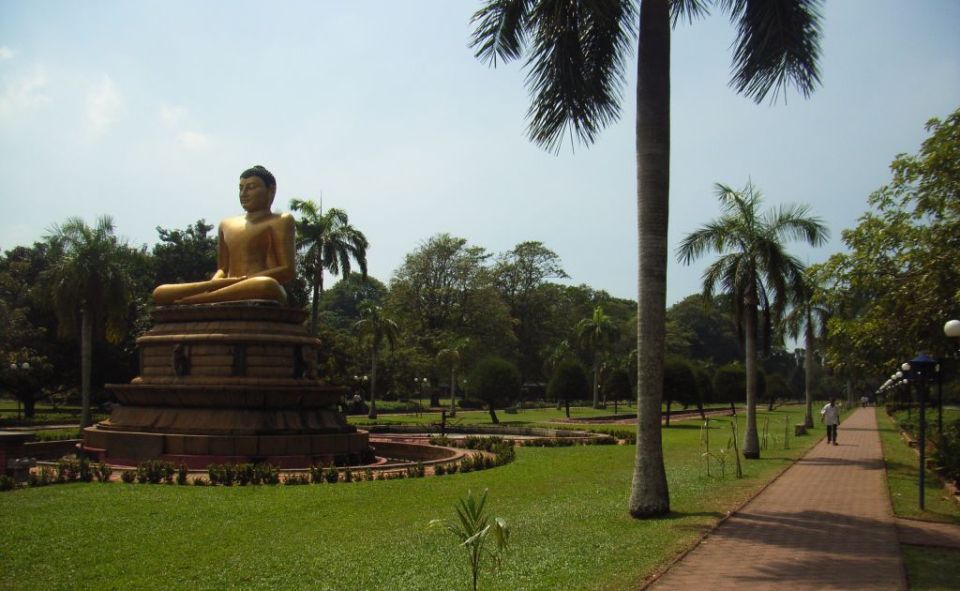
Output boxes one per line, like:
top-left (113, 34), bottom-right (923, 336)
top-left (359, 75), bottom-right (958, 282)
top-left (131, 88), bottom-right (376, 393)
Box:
top-left (152, 165), bottom-right (296, 305)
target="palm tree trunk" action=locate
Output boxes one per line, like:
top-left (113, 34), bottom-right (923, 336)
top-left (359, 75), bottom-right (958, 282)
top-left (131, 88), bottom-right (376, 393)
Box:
top-left (449, 366), bottom-right (457, 417)
top-left (743, 292), bottom-right (761, 459)
top-left (80, 304), bottom-right (92, 429)
top-left (628, 0), bottom-right (670, 518)
top-left (592, 361), bottom-right (600, 408)
top-left (803, 324), bottom-right (815, 428)
top-left (367, 349), bottom-right (378, 420)
top-left (309, 260), bottom-right (321, 336)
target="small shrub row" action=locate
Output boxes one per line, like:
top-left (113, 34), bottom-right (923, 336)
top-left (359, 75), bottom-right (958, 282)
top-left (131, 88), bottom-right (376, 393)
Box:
top-left (207, 463), bottom-right (280, 486)
top-left (137, 460), bottom-right (176, 484)
top-left (0, 474), bottom-right (15, 491)
top-left (56, 458), bottom-right (92, 482)
top-left (33, 429), bottom-right (82, 442)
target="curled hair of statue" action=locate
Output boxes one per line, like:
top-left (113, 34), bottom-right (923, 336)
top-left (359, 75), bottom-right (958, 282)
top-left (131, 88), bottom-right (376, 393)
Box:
top-left (241, 165), bottom-right (276, 189)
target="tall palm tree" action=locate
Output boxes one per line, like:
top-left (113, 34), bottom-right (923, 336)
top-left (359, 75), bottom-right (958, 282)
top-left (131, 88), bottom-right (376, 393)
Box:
top-left (354, 301), bottom-right (399, 420)
top-left (471, 0), bottom-right (823, 517)
top-left (289, 199), bottom-right (368, 335)
top-left (437, 339), bottom-right (468, 417)
top-left (576, 305), bottom-right (620, 409)
top-left (784, 272), bottom-right (829, 428)
top-left (44, 216), bottom-right (132, 428)
top-left (678, 182), bottom-right (828, 458)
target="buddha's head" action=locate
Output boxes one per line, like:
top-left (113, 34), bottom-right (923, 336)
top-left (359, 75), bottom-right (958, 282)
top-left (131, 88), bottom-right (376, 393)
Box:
top-left (239, 165), bottom-right (277, 213)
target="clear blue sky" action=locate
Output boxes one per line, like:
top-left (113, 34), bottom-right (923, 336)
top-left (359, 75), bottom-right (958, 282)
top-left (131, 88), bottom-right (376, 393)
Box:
top-left (1, 1), bottom-right (958, 305)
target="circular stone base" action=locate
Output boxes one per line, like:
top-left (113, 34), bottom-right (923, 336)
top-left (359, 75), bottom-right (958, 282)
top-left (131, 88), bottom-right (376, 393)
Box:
top-left (83, 426), bottom-right (370, 469)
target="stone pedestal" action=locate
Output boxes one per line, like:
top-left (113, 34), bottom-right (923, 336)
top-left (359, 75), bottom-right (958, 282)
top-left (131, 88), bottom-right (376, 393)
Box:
top-left (83, 302), bottom-right (369, 468)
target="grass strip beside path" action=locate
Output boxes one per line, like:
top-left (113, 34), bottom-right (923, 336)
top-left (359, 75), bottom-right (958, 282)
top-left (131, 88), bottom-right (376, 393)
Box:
top-left (1, 406), bottom-right (819, 591)
top-left (875, 407), bottom-right (960, 523)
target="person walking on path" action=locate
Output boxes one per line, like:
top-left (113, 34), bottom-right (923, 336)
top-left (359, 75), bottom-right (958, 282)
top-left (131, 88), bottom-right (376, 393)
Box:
top-left (821, 398), bottom-right (840, 445)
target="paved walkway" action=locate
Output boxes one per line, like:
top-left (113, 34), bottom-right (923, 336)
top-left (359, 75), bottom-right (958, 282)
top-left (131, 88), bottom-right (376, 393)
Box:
top-left (648, 407), bottom-right (907, 590)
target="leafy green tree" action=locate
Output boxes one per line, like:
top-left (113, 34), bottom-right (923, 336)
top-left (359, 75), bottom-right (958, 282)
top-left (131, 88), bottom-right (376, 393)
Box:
top-left (467, 357), bottom-right (521, 424)
top-left (547, 359), bottom-right (589, 418)
top-left (663, 357), bottom-right (700, 425)
top-left (353, 301), bottom-right (399, 419)
top-left (471, 0), bottom-right (823, 517)
top-left (0, 303), bottom-right (52, 418)
top-left (602, 366), bottom-right (633, 411)
top-left (784, 273), bottom-right (830, 427)
top-left (713, 363), bottom-right (745, 415)
top-left (815, 109), bottom-right (960, 378)
top-left (44, 216), bottom-right (134, 427)
top-left (665, 294), bottom-right (741, 365)
top-left (152, 220), bottom-right (217, 285)
top-left (576, 305), bottom-right (620, 409)
top-left (389, 234), bottom-right (516, 364)
top-left (290, 199), bottom-right (368, 336)
top-left (318, 272), bottom-right (388, 330)
top-left (494, 241), bottom-right (568, 383)
top-left (678, 182), bottom-right (828, 458)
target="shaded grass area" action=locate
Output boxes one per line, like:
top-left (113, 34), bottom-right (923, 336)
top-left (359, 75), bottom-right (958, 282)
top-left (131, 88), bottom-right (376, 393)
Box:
top-left (876, 408), bottom-right (960, 523)
top-left (0, 400), bottom-right (107, 427)
top-left (902, 545), bottom-right (960, 590)
top-left (0, 406), bottom-right (817, 591)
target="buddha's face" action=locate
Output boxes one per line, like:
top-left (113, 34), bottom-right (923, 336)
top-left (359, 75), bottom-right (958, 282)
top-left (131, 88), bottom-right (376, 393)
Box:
top-left (239, 176), bottom-right (275, 213)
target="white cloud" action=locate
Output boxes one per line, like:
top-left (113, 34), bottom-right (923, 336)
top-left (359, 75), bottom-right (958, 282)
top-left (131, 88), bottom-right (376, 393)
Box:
top-left (0, 46), bottom-right (14, 61)
top-left (85, 74), bottom-right (123, 135)
top-left (160, 104), bottom-right (186, 127)
top-left (0, 65), bottom-right (51, 115)
top-left (177, 130), bottom-right (211, 150)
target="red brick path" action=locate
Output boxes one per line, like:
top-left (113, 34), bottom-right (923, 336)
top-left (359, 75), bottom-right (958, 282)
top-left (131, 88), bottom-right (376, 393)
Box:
top-left (647, 407), bottom-right (907, 590)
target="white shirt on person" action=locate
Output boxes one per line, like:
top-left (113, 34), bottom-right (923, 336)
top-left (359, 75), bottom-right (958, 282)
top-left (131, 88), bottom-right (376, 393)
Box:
top-left (821, 403), bottom-right (840, 426)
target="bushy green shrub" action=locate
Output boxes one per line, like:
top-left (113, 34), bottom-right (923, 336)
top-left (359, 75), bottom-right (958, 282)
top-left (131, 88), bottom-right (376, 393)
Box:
top-left (548, 360), bottom-right (589, 418)
top-left (0, 474), bottom-right (15, 491)
top-left (28, 468), bottom-right (54, 487)
top-left (176, 464), bottom-right (188, 485)
top-left (467, 357), bottom-right (522, 424)
top-left (136, 460), bottom-right (175, 484)
top-left (309, 464), bottom-right (324, 483)
top-left (323, 464), bottom-right (340, 483)
top-left (934, 421), bottom-right (960, 483)
top-left (207, 463), bottom-right (237, 486)
top-left (55, 459), bottom-right (80, 482)
top-left (120, 470), bottom-right (136, 484)
top-left (94, 462), bottom-right (112, 483)
top-left (283, 473), bottom-right (310, 485)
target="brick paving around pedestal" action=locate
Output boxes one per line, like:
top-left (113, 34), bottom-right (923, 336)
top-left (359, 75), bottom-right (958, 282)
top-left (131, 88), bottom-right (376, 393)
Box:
top-left (646, 407), bottom-right (907, 590)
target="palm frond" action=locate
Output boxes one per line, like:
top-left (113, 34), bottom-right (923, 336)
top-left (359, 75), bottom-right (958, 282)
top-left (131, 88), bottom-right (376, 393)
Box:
top-left (471, 0), bottom-right (534, 65)
top-left (721, 0), bottom-right (823, 103)
top-left (524, 0), bottom-right (635, 152)
top-left (671, 0), bottom-right (710, 26)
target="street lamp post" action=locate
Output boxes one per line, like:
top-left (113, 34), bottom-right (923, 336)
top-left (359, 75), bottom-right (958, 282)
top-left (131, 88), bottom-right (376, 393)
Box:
top-left (8, 361), bottom-right (30, 421)
top-left (902, 354), bottom-right (937, 510)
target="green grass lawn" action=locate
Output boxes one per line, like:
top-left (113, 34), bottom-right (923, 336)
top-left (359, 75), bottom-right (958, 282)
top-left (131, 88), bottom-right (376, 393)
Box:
top-left (875, 408), bottom-right (960, 591)
top-left (0, 406), bottom-right (819, 591)
top-left (875, 408), bottom-right (960, 523)
top-left (0, 399), bottom-right (106, 427)
top-left (902, 546), bottom-right (960, 591)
